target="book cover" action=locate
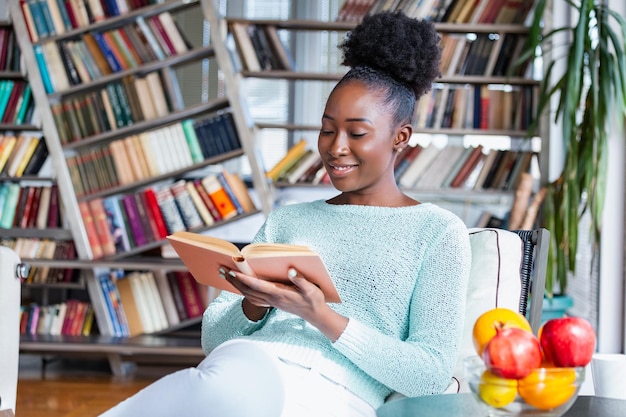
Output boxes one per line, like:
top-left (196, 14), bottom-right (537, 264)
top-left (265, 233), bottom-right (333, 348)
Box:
top-left (157, 11), bottom-right (188, 55)
top-left (57, 40), bottom-right (82, 85)
top-left (220, 170), bottom-right (257, 213)
top-left (216, 171), bottom-right (245, 215)
top-left (180, 119), bottom-right (204, 163)
top-left (26, 185), bottom-right (43, 228)
top-left (173, 271), bottom-right (204, 319)
top-left (120, 194), bottom-right (147, 247)
top-left (127, 272), bottom-right (157, 333)
top-left (167, 231), bottom-right (341, 303)
top-left (0, 183), bottom-right (22, 228)
top-left (142, 271), bottom-right (169, 330)
top-left (154, 186), bottom-right (186, 234)
top-left (147, 14), bottom-right (176, 56)
top-left (91, 30), bottom-right (122, 72)
top-left (13, 135), bottom-right (40, 177)
top-left (141, 188), bottom-right (169, 240)
top-left (191, 178), bottom-right (222, 222)
top-left (46, 184), bottom-right (60, 227)
top-left (81, 32), bottom-right (113, 75)
top-left (169, 179), bottom-right (203, 229)
top-left (266, 139), bottom-right (308, 181)
top-left (84, 273), bottom-right (115, 336)
top-left (1, 81), bottom-right (25, 123)
top-left (166, 271), bottom-right (188, 321)
top-left (184, 180), bottom-right (214, 226)
top-left (116, 275), bottom-right (145, 336)
top-left (152, 271), bottom-right (181, 326)
top-left (14, 186), bottom-right (32, 228)
top-left (120, 24), bottom-right (154, 63)
top-left (14, 84), bottom-right (33, 125)
top-left (21, 136), bottom-right (48, 176)
top-left (98, 272), bottom-right (125, 337)
top-left (78, 200), bottom-right (104, 259)
top-left (134, 16), bottom-right (166, 60)
top-left (34, 185), bottom-right (51, 229)
top-left (229, 22), bottom-right (262, 71)
top-left (450, 145), bottom-right (485, 188)
top-left (201, 174), bottom-right (238, 220)
top-left (101, 195), bottom-right (132, 252)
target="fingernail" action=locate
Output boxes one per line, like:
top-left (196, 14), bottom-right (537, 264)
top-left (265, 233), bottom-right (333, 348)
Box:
top-left (288, 268), bottom-right (297, 279)
top-left (228, 271), bottom-right (237, 278)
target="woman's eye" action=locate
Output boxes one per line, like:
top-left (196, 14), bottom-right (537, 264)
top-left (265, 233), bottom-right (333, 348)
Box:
top-left (351, 132), bottom-right (366, 138)
top-left (319, 129), bottom-right (334, 135)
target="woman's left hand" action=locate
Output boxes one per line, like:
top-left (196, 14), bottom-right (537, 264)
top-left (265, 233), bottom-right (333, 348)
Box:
top-left (223, 268), bottom-right (348, 341)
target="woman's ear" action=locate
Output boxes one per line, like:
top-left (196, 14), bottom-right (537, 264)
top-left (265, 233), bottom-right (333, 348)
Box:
top-left (393, 123), bottom-right (413, 153)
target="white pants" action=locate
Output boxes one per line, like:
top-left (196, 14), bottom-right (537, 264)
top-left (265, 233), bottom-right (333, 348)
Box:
top-left (99, 339), bottom-right (376, 417)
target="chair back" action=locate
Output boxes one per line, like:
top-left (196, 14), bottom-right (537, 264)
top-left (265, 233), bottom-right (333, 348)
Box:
top-left (0, 247), bottom-right (24, 413)
top-left (451, 227), bottom-right (550, 393)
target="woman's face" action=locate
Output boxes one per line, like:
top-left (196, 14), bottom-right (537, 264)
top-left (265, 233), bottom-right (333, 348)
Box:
top-left (318, 81), bottom-right (408, 200)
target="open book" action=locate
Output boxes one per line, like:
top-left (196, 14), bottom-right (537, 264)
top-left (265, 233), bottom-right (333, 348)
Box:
top-left (166, 231), bottom-right (341, 303)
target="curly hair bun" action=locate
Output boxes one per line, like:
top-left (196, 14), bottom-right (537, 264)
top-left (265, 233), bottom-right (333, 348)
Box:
top-left (339, 11), bottom-right (442, 97)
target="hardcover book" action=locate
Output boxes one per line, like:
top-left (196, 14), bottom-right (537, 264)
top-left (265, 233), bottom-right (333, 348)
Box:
top-left (166, 231), bottom-right (341, 303)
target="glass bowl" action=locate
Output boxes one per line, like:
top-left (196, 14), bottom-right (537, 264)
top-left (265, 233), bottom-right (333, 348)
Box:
top-left (464, 356), bottom-right (584, 417)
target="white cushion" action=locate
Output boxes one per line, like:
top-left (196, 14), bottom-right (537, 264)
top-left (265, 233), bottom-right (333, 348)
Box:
top-left (451, 228), bottom-right (524, 393)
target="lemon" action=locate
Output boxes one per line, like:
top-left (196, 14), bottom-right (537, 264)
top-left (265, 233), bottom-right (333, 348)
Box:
top-left (478, 370), bottom-right (518, 408)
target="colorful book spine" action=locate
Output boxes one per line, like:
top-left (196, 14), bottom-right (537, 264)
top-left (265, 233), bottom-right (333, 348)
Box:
top-left (120, 194), bottom-right (147, 247)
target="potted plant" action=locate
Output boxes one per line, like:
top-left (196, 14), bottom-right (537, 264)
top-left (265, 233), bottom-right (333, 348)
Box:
top-left (523, 0), bottom-right (626, 301)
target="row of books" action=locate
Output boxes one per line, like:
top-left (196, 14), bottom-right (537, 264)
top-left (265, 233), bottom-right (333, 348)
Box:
top-left (416, 84), bottom-right (536, 131)
top-left (269, 140), bottom-right (537, 193)
top-left (20, 0), bottom-right (163, 41)
top-left (440, 33), bottom-right (530, 78)
top-left (87, 269), bottom-right (209, 337)
top-left (266, 139), bottom-right (326, 185)
top-left (0, 183), bottom-right (61, 230)
top-left (337, 0), bottom-right (533, 24)
top-left (50, 73), bottom-right (174, 142)
top-left (20, 300), bottom-right (94, 336)
top-left (65, 113), bottom-right (242, 198)
top-left (0, 26), bottom-right (21, 72)
top-left (0, 135), bottom-right (48, 177)
top-left (32, 11), bottom-right (191, 92)
top-left (0, 80), bottom-right (36, 126)
top-left (3, 237), bottom-right (78, 283)
top-left (79, 170), bottom-right (255, 258)
top-left (229, 22), bottom-right (294, 72)
top-left (395, 145), bottom-right (536, 191)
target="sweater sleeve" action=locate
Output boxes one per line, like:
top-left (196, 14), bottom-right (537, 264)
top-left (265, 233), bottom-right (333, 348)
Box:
top-left (200, 291), bottom-right (273, 355)
top-left (332, 220), bottom-right (471, 397)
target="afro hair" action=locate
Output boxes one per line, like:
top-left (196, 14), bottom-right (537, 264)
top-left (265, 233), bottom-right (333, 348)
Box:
top-left (339, 11), bottom-right (442, 98)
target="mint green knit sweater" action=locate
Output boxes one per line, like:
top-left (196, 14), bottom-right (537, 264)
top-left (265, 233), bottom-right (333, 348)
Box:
top-left (201, 200), bottom-right (471, 408)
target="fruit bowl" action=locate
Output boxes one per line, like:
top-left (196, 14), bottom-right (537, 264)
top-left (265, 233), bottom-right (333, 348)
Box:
top-left (464, 356), bottom-right (584, 417)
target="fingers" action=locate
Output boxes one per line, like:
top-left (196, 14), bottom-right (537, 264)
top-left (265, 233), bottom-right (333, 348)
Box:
top-left (219, 267), bottom-right (271, 307)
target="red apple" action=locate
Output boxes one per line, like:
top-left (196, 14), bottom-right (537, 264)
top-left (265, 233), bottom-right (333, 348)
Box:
top-left (482, 327), bottom-right (542, 379)
top-left (540, 317), bottom-right (596, 367)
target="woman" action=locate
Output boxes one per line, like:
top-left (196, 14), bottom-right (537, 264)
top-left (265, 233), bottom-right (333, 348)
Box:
top-left (101, 11), bottom-right (471, 417)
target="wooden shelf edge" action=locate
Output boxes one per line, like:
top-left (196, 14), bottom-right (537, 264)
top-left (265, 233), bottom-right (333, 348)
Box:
top-left (20, 333), bottom-right (204, 356)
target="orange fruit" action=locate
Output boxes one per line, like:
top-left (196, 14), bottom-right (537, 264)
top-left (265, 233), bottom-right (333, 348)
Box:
top-left (472, 308), bottom-right (533, 356)
top-left (518, 368), bottom-right (577, 410)
top-left (478, 370), bottom-right (518, 408)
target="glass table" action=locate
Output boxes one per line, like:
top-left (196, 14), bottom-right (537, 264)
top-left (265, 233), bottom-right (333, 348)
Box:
top-left (376, 394), bottom-right (626, 417)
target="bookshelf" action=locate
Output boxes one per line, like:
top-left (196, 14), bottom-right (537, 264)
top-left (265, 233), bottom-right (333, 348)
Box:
top-left (0, 19), bottom-right (74, 262)
top-left (221, 0), bottom-right (544, 226)
top-left (8, 0), bottom-right (273, 373)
